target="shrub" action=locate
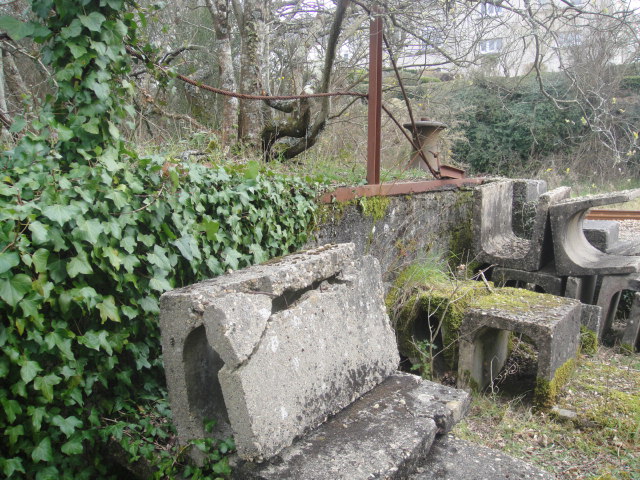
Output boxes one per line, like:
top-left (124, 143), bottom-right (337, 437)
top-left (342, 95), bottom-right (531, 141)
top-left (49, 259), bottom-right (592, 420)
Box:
top-left (0, 155), bottom-right (317, 478)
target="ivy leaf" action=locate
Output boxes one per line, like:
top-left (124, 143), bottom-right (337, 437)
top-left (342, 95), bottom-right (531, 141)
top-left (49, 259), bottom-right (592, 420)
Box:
top-left (223, 247), bottom-right (242, 271)
top-left (42, 204), bottom-right (74, 226)
top-left (32, 437), bottom-right (53, 463)
top-left (244, 160), bottom-right (260, 180)
top-left (6, 424), bottom-right (24, 445)
top-left (51, 415), bottom-right (83, 438)
top-left (31, 249), bottom-right (50, 273)
top-left (2, 457), bottom-right (25, 477)
top-left (149, 276), bottom-right (172, 293)
top-left (0, 273), bottom-right (32, 307)
top-left (79, 12), bottom-right (106, 32)
top-left (202, 220), bottom-right (220, 241)
top-left (20, 360), bottom-right (42, 384)
top-left (173, 235), bottom-right (201, 262)
top-left (29, 221), bottom-right (49, 244)
top-left (67, 253), bottom-right (93, 278)
top-left (0, 16), bottom-right (35, 40)
top-left (79, 330), bottom-right (113, 355)
top-left (97, 296), bottom-right (120, 323)
top-left (60, 19), bottom-right (82, 39)
top-left (68, 43), bottom-right (87, 58)
top-left (33, 374), bottom-right (62, 402)
top-left (0, 251), bottom-right (19, 274)
top-left (1, 397), bottom-right (22, 423)
top-left (61, 437), bottom-right (84, 455)
top-left (34, 466), bottom-right (59, 480)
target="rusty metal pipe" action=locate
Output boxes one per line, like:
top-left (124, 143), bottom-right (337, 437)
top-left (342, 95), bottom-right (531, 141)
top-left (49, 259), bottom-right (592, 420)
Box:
top-left (367, 5), bottom-right (382, 185)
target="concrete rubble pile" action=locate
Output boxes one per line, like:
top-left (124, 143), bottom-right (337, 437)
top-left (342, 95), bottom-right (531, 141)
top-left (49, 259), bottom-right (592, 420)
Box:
top-left (159, 243), bottom-right (553, 479)
top-left (474, 179), bottom-right (640, 351)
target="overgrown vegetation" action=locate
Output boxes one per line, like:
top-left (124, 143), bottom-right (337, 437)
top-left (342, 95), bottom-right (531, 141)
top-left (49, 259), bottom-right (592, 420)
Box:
top-left (454, 348), bottom-right (640, 480)
top-left (0, 2), bottom-right (317, 478)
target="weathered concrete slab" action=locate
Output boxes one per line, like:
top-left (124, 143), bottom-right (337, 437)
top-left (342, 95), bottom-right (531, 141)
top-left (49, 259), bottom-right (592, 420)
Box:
top-left (473, 181), bottom-right (569, 272)
top-left (549, 189), bottom-right (640, 275)
top-left (608, 239), bottom-right (640, 256)
top-left (583, 220), bottom-right (619, 252)
top-left (219, 255), bottom-right (399, 460)
top-left (512, 179), bottom-right (547, 238)
top-left (160, 243), bottom-right (400, 461)
top-left (492, 265), bottom-right (564, 296)
top-left (457, 290), bottom-right (581, 400)
top-left (409, 435), bottom-right (556, 480)
top-left (236, 373), bottom-right (470, 480)
top-left (595, 272), bottom-right (640, 339)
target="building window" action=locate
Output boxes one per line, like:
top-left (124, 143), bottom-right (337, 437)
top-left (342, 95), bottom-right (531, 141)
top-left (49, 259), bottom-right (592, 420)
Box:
top-left (557, 31), bottom-right (583, 47)
top-left (480, 2), bottom-right (503, 16)
top-left (479, 38), bottom-right (503, 54)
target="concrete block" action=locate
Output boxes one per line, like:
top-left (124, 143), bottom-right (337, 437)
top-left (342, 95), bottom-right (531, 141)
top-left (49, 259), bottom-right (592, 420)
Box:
top-left (580, 304), bottom-right (602, 334)
top-left (564, 276), bottom-right (598, 304)
top-left (159, 243), bottom-right (400, 461)
top-left (236, 373), bottom-right (470, 480)
top-left (595, 273), bottom-right (640, 339)
top-left (473, 181), bottom-right (569, 271)
top-left (457, 291), bottom-right (582, 398)
top-left (583, 220), bottom-right (619, 252)
top-left (622, 292), bottom-right (640, 350)
top-left (512, 179), bottom-right (547, 238)
top-left (549, 189), bottom-right (640, 276)
top-left (492, 266), bottom-right (564, 296)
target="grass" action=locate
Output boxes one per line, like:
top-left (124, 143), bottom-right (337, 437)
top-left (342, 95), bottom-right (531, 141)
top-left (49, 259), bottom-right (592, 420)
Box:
top-left (453, 347), bottom-right (640, 480)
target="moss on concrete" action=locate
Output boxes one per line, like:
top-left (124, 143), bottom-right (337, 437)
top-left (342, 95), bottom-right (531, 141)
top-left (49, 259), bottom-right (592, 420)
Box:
top-left (314, 199), bottom-right (356, 227)
top-left (471, 287), bottom-right (565, 313)
top-left (579, 325), bottom-right (598, 355)
top-left (358, 196), bottom-right (390, 222)
top-left (534, 357), bottom-right (576, 409)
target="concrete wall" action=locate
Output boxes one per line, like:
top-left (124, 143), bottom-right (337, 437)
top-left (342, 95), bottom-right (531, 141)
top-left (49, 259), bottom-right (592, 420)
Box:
top-left (307, 185), bottom-right (476, 289)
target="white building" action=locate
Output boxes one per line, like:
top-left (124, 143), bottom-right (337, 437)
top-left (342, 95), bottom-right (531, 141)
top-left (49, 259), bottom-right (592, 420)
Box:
top-left (394, 0), bottom-right (639, 77)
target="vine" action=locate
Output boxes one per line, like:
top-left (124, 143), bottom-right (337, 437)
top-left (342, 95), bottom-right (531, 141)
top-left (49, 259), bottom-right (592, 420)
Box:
top-left (0, 2), bottom-right (318, 478)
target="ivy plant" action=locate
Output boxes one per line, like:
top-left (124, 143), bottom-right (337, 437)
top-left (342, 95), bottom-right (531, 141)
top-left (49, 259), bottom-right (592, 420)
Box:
top-left (0, 1), bottom-right (318, 478)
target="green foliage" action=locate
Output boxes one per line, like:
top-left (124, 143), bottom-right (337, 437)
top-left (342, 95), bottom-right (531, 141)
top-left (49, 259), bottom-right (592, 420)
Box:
top-left (0, 1), bottom-right (317, 478)
top-left (621, 75), bottom-right (640, 90)
top-left (0, 155), bottom-right (316, 478)
top-left (451, 75), bottom-right (585, 174)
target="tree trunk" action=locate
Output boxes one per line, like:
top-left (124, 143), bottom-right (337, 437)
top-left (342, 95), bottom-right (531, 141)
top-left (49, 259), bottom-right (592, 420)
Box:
top-left (236, 0), bottom-right (266, 147)
top-left (206, 0), bottom-right (238, 146)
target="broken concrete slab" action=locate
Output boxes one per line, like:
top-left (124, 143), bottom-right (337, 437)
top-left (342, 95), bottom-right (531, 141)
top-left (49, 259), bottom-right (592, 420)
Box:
top-left (564, 276), bottom-right (598, 304)
top-left (409, 435), bottom-right (556, 480)
top-left (235, 373), bottom-right (470, 480)
top-left (549, 189), bottom-right (640, 276)
top-left (473, 181), bottom-right (569, 272)
top-left (219, 256), bottom-right (399, 460)
top-left (159, 243), bottom-right (400, 461)
top-left (583, 220), bottom-right (619, 252)
top-left (457, 289), bottom-right (582, 405)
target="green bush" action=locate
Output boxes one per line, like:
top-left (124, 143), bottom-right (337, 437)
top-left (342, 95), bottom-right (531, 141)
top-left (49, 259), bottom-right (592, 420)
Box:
top-left (450, 76), bottom-right (585, 174)
top-left (0, 155), bottom-right (316, 478)
top-left (621, 75), bottom-right (640, 90)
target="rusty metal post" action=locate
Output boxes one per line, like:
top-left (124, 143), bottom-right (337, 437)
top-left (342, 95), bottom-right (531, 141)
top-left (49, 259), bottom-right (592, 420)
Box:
top-left (367, 5), bottom-right (382, 185)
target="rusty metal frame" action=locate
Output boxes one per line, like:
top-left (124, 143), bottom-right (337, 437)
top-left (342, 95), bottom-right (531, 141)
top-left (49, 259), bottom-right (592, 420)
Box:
top-left (319, 178), bottom-right (484, 203)
top-left (366, 5), bottom-right (383, 185)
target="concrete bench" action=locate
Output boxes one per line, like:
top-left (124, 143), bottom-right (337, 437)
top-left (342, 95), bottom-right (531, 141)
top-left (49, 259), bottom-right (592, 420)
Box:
top-left (549, 189), bottom-right (640, 276)
top-left (457, 289), bottom-right (582, 406)
top-left (160, 243), bottom-right (471, 478)
top-left (473, 181), bottom-right (570, 271)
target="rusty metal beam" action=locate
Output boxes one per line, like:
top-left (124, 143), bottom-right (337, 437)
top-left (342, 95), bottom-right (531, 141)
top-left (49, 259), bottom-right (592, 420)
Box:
top-left (366, 6), bottom-right (382, 185)
top-left (586, 209), bottom-right (640, 221)
top-left (319, 178), bottom-right (484, 203)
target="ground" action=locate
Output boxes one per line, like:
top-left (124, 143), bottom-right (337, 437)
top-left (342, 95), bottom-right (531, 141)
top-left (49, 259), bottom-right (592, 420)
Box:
top-left (453, 346), bottom-right (640, 480)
